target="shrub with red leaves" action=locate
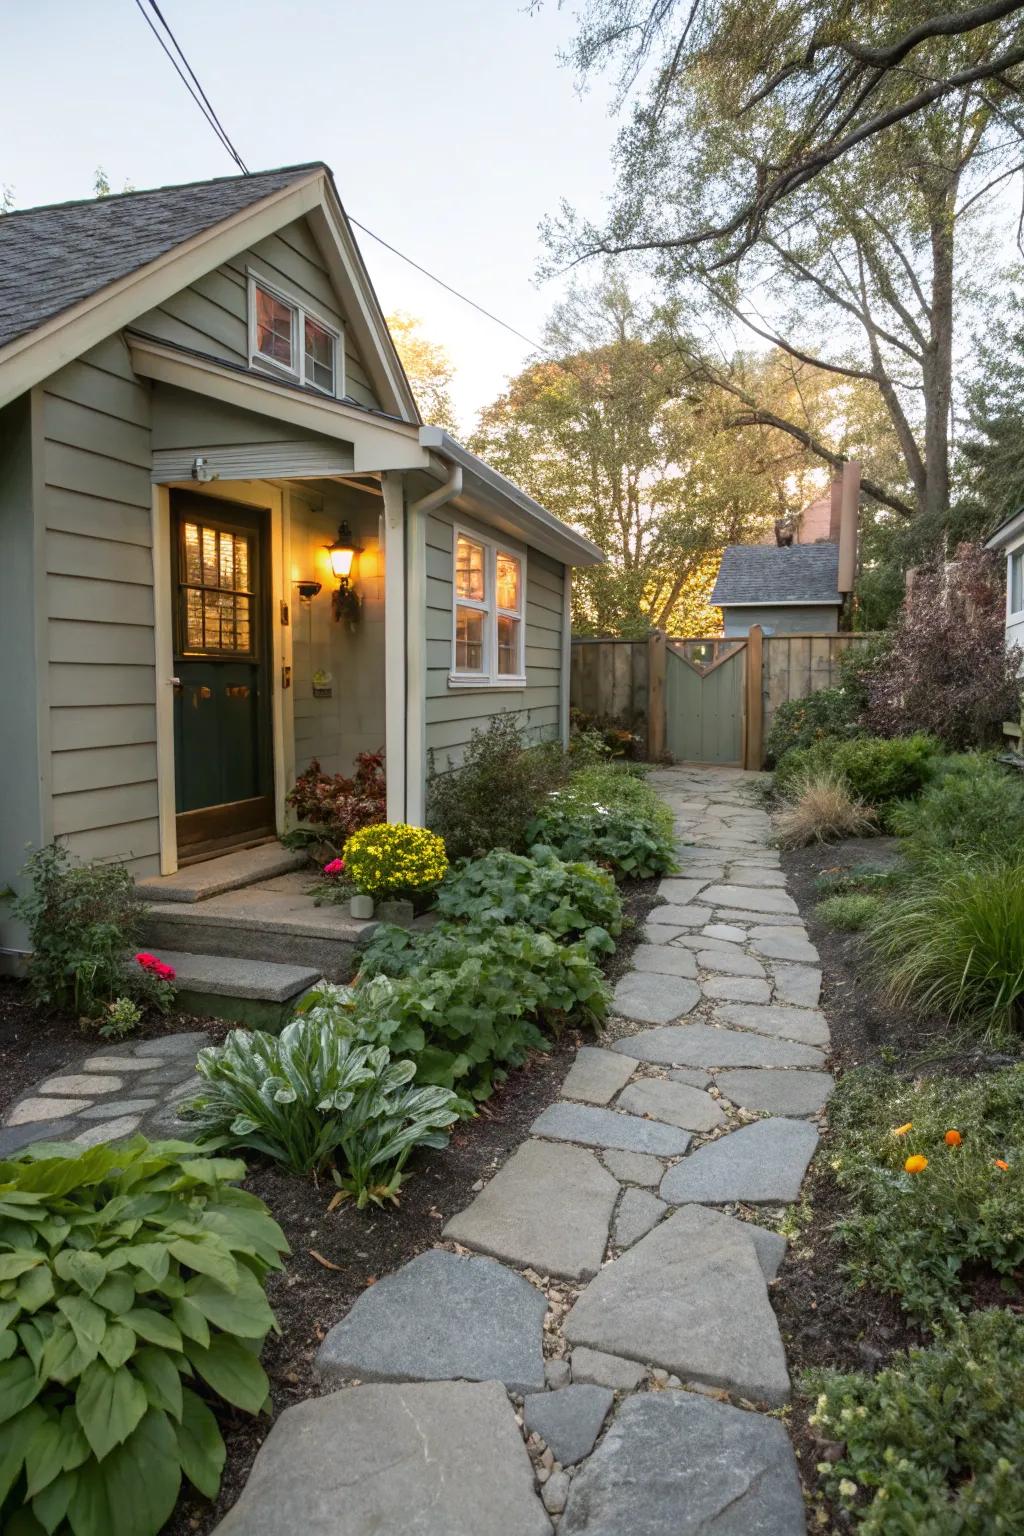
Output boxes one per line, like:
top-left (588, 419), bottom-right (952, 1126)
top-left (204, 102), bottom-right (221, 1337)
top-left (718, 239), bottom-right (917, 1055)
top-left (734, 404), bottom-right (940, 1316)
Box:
top-left (286, 751), bottom-right (387, 843)
top-left (862, 543), bottom-right (1022, 750)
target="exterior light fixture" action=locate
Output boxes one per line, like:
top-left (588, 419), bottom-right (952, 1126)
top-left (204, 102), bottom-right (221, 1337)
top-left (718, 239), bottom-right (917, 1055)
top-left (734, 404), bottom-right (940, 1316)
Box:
top-left (294, 579), bottom-right (322, 602)
top-left (325, 520), bottom-right (363, 628)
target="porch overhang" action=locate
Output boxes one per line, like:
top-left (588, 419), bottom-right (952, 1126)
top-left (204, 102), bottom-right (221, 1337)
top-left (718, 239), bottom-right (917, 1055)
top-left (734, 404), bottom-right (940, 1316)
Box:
top-left (985, 507), bottom-right (1024, 552)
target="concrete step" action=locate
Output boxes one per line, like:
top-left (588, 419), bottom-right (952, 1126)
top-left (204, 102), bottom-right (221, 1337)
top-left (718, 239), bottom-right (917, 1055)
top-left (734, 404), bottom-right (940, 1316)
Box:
top-left (151, 949), bottom-right (323, 1030)
top-left (136, 843), bottom-right (307, 904)
top-left (141, 882), bottom-right (372, 981)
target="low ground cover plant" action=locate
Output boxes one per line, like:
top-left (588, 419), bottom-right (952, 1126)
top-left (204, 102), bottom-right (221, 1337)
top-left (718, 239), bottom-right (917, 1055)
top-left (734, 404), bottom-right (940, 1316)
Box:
top-left (806, 1308), bottom-right (1024, 1533)
top-left (427, 715), bottom-right (568, 859)
top-left (827, 1066), bottom-right (1024, 1319)
top-left (11, 844), bottom-right (175, 1020)
top-left (342, 822), bottom-right (448, 901)
top-left (775, 771), bottom-right (877, 849)
top-left (182, 1016), bottom-right (460, 1201)
top-left (813, 892), bottom-right (880, 931)
top-left (0, 1138), bottom-right (289, 1536)
top-left (285, 751), bottom-right (387, 848)
top-left (764, 686), bottom-right (862, 766)
top-left (528, 763), bottom-right (676, 879)
top-left (436, 844), bottom-right (622, 954)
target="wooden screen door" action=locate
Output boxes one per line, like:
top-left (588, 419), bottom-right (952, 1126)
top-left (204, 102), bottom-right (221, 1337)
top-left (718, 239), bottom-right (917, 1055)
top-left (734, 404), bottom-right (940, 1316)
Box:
top-left (170, 491), bottom-right (274, 862)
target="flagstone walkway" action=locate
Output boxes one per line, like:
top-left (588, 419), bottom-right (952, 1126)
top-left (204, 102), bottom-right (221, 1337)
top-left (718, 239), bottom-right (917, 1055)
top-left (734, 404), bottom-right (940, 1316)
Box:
top-left (217, 765), bottom-right (827, 1535)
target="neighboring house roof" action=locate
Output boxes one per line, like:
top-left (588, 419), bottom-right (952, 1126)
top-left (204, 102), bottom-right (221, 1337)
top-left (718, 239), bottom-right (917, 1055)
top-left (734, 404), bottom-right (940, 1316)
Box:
top-left (710, 543), bottom-right (842, 607)
top-left (984, 507), bottom-right (1024, 552)
top-left (0, 166), bottom-right (314, 350)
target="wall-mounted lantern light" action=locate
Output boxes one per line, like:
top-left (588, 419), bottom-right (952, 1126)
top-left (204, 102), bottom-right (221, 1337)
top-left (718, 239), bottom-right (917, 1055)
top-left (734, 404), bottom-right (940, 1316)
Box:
top-left (325, 520), bottom-right (363, 628)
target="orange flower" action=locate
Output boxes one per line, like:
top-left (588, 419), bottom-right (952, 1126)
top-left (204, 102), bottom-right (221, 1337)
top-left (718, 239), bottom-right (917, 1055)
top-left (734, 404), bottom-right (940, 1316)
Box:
top-left (904, 1155), bottom-right (928, 1175)
top-left (995, 1160), bottom-right (1010, 1172)
top-left (892, 1123), bottom-right (914, 1137)
top-left (944, 1129), bottom-right (962, 1147)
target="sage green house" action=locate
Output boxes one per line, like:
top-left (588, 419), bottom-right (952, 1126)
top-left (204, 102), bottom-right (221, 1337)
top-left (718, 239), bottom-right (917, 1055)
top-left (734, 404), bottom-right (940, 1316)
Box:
top-left (0, 163), bottom-right (601, 962)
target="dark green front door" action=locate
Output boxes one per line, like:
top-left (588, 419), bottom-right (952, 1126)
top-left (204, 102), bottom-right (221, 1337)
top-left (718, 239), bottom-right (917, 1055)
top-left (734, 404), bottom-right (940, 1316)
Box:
top-left (171, 492), bottom-right (274, 862)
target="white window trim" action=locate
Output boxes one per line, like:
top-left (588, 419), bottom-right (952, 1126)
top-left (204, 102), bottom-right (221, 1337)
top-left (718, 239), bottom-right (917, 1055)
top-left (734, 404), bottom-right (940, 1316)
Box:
top-left (1009, 545), bottom-right (1024, 619)
top-left (246, 269), bottom-right (344, 399)
top-left (449, 524), bottom-right (527, 688)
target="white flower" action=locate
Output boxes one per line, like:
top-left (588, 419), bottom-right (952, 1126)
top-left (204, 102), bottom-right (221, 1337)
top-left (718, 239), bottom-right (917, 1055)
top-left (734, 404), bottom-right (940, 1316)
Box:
top-left (838, 1480), bottom-right (858, 1499)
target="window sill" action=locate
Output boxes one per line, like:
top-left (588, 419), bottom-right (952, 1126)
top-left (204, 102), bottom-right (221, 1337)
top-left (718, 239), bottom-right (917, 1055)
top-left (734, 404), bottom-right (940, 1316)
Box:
top-left (448, 674), bottom-right (527, 691)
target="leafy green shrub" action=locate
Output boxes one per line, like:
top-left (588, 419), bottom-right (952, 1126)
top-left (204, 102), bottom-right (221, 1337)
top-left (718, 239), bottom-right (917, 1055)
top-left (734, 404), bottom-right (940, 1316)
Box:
top-left (887, 753), bottom-right (1024, 865)
top-left (827, 1066), bottom-right (1024, 1318)
top-left (775, 771), bottom-right (877, 849)
top-left (806, 1309), bottom-right (1024, 1532)
top-left (427, 715), bottom-right (568, 860)
top-left (764, 686), bottom-right (861, 767)
top-left (11, 844), bottom-right (174, 1019)
top-left (869, 857), bottom-right (1024, 1036)
top-left (99, 996), bottom-right (143, 1039)
top-left (526, 766), bottom-right (675, 880)
top-left (436, 844), bottom-right (622, 955)
top-left (814, 893), bottom-right (880, 931)
top-left (775, 733), bottom-right (938, 808)
top-left (0, 1138), bottom-right (288, 1536)
top-left (182, 1015), bottom-right (460, 1198)
top-left (355, 921), bottom-right (610, 1097)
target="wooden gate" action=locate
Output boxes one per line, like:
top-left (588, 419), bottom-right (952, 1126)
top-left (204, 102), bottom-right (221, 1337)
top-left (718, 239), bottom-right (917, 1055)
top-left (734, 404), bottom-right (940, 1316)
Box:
top-left (665, 638), bottom-right (747, 765)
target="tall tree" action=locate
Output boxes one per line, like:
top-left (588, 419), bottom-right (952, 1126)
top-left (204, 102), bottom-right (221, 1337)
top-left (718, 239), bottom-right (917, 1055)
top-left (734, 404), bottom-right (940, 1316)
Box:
top-left (387, 311), bottom-right (460, 436)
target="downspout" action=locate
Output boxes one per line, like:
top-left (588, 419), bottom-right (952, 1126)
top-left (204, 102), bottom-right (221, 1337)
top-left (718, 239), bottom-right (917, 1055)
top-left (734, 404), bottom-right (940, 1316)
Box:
top-left (404, 459), bottom-right (463, 825)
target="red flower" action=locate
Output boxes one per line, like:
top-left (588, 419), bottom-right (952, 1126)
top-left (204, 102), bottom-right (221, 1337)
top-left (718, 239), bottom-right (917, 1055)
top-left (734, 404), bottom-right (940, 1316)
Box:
top-left (135, 952), bottom-right (175, 982)
top-left (323, 858), bottom-right (346, 877)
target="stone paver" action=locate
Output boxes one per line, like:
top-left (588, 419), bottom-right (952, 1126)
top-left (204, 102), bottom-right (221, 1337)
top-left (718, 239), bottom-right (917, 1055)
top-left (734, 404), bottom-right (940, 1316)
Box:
top-left (613, 971), bottom-right (701, 1025)
top-left (702, 923), bottom-right (747, 942)
top-left (561, 1046), bottom-right (638, 1105)
top-left (617, 1077), bottom-right (725, 1132)
top-left (531, 1103), bottom-right (691, 1157)
top-left (613, 1187), bottom-right (667, 1247)
top-left (443, 1139), bottom-right (618, 1281)
top-left (314, 1249), bottom-right (547, 1393)
top-left (630, 944), bottom-right (697, 979)
top-left (715, 1002), bottom-right (830, 1047)
top-left (700, 885), bottom-right (798, 915)
top-left (695, 948), bottom-right (766, 977)
top-left (600, 1149), bottom-right (664, 1187)
top-left (700, 975), bottom-right (772, 1004)
top-left (37, 1073), bottom-right (123, 1096)
top-left (563, 1209), bottom-right (791, 1405)
top-left (613, 1023), bottom-right (826, 1070)
top-left (645, 905), bottom-right (713, 928)
top-left (772, 964), bottom-right (823, 1007)
top-left (666, 1067), bottom-right (712, 1089)
top-left (570, 1347), bottom-right (646, 1391)
top-left (560, 1392), bottom-right (805, 1535)
top-left (750, 933), bottom-right (819, 963)
top-left (523, 1385), bottom-right (613, 1465)
top-left (717, 1068), bottom-right (835, 1118)
top-left (655, 878), bottom-right (710, 904)
top-left (670, 1203), bottom-right (787, 1282)
top-left (660, 1117), bottom-right (819, 1205)
top-left (213, 1380), bottom-right (552, 1536)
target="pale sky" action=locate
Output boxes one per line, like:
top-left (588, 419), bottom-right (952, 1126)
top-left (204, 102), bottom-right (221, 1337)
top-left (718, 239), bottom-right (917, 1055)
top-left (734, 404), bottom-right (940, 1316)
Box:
top-left (1, 0), bottom-right (620, 432)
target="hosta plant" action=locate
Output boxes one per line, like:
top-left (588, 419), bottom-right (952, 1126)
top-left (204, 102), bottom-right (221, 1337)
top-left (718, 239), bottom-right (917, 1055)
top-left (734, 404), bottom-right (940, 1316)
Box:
top-left (435, 844), bottom-right (622, 955)
top-left (0, 1137), bottom-right (288, 1536)
top-left (181, 1018), bottom-right (461, 1197)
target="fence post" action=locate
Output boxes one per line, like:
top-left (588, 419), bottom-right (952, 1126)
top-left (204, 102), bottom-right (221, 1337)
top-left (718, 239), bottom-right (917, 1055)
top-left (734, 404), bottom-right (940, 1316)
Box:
top-left (647, 630), bottom-right (667, 761)
top-left (744, 624), bottom-right (764, 770)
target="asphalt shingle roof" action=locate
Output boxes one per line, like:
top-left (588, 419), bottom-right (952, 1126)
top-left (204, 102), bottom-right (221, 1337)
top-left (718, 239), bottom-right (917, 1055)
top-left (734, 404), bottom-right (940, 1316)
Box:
top-left (0, 165), bottom-right (322, 351)
top-left (710, 542), bottom-right (842, 606)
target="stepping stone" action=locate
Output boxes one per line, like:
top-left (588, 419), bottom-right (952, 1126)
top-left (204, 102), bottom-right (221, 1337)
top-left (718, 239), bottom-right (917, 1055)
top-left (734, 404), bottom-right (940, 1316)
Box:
top-left (715, 1003), bottom-right (829, 1047)
top-left (750, 934), bottom-right (819, 964)
top-left (82, 1056), bottom-right (166, 1073)
top-left (601, 1149), bottom-right (663, 1187)
top-left (714, 909), bottom-right (797, 926)
top-left (645, 905), bottom-right (712, 929)
top-left (617, 1078), bottom-right (725, 1132)
top-left (314, 1249), bottom-right (546, 1393)
top-left (667, 1067), bottom-right (712, 1089)
top-left (562, 1047), bottom-right (637, 1105)
top-left (749, 924), bottom-right (809, 940)
top-left (562, 1209), bottom-right (791, 1405)
top-left (701, 975), bottom-right (772, 1004)
top-left (134, 1031), bottom-right (208, 1055)
top-left (523, 1385), bottom-right (613, 1465)
top-left (444, 1140), bottom-right (618, 1281)
top-left (72, 1114), bottom-right (142, 1147)
top-left (702, 923), bottom-right (746, 943)
top-left (671, 933), bottom-right (739, 955)
top-left (696, 949), bottom-right (765, 978)
top-left (6, 1097), bottom-right (90, 1125)
top-left (546, 1358), bottom-right (572, 1388)
top-left (702, 885), bottom-right (798, 914)
top-left (613, 972), bottom-right (700, 1026)
top-left (213, 1380), bottom-right (551, 1536)
top-left (722, 866), bottom-right (787, 887)
top-left (660, 1118), bottom-right (819, 1206)
top-left (570, 1347), bottom-right (646, 1392)
top-left (772, 965), bottom-right (823, 1007)
top-left (614, 1025), bottom-right (825, 1070)
top-left (613, 1188), bottom-right (667, 1247)
top-left (79, 1098), bottom-right (158, 1118)
top-left (655, 878), bottom-right (709, 904)
top-left (531, 1103), bottom-right (691, 1158)
top-left (0, 1118), bottom-right (80, 1156)
top-left (38, 1073), bottom-right (122, 1096)
top-left (716, 1069), bottom-right (835, 1118)
top-left (560, 1391), bottom-right (805, 1535)
top-left (630, 944), bottom-right (697, 979)
top-left (640, 922), bottom-right (685, 946)
top-left (670, 1202), bottom-right (787, 1281)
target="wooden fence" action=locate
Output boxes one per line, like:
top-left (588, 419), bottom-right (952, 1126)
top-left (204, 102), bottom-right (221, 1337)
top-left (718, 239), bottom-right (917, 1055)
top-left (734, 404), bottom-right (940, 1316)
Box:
top-left (570, 628), bottom-right (877, 768)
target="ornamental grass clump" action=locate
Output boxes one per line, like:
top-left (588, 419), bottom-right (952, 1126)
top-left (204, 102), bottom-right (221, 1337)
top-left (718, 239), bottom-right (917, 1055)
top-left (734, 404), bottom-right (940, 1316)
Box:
top-left (776, 771), bottom-right (877, 850)
top-left (827, 1066), bottom-right (1024, 1319)
top-left (342, 822), bottom-right (448, 900)
top-left (0, 1138), bottom-right (288, 1536)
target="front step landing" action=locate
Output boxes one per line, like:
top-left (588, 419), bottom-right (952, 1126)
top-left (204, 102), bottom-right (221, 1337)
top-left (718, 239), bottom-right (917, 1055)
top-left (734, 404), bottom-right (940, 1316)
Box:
top-left (136, 843), bottom-right (306, 903)
top-left (153, 949), bottom-right (322, 1030)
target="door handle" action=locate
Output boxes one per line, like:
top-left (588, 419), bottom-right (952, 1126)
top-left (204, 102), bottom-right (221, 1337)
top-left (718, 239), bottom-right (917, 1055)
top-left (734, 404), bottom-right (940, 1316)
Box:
top-left (171, 677), bottom-right (181, 686)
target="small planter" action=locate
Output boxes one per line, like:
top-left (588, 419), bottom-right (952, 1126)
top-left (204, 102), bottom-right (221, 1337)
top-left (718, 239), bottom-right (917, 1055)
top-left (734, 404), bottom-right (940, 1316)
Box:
top-left (349, 893), bottom-right (375, 920)
top-left (374, 897), bottom-right (415, 927)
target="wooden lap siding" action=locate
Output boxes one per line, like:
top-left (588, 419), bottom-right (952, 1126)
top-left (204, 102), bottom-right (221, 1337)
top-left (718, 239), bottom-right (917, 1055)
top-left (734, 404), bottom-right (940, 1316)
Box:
top-left (133, 216), bottom-right (381, 412)
top-left (424, 506), bottom-right (565, 769)
top-left (38, 334), bottom-right (161, 873)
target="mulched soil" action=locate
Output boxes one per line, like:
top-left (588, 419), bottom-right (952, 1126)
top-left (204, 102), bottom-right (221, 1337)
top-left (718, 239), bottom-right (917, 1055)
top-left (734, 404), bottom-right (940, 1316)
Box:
top-left (2, 879), bottom-right (658, 1535)
top-left (774, 833), bottom-right (1024, 1530)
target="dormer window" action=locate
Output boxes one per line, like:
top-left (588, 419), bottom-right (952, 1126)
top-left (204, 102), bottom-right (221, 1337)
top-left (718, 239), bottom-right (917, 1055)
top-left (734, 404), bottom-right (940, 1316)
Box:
top-left (247, 272), bottom-right (341, 396)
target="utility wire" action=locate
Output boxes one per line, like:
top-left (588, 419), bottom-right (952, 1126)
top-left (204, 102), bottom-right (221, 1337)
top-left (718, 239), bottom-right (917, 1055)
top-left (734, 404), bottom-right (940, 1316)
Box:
top-left (131, 0), bottom-right (248, 173)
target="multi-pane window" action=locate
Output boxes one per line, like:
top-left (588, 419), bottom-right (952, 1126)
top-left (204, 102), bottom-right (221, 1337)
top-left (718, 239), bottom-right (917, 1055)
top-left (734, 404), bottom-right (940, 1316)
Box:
top-left (452, 529), bottom-right (525, 684)
top-left (1011, 549), bottom-right (1024, 614)
top-left (248, 274), bottom-right (340, 396)
top-left (180, 520), bottom-right (254, 655)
